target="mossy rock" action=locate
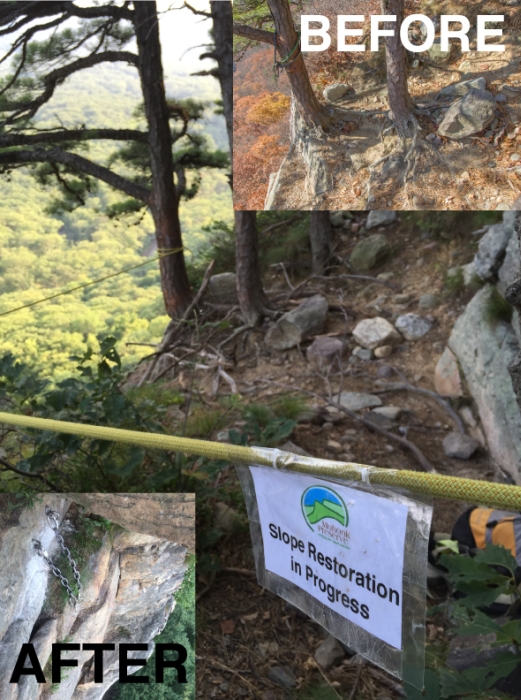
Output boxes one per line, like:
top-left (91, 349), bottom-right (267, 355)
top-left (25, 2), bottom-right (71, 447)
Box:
top-left (349, 234), bottom-right (390, 271)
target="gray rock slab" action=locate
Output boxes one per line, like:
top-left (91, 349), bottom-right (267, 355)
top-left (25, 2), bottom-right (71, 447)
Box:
top-left (395, 314), bottom-right (432, 341)
top-left (366, 210), bottom-right (397, 229)
top-left (474, 222), bottom-right (515, 280)
top-left (332, 392), bottom-right (382, 411)
top-left (265, 295), bottom-right (328, 350)
top-left (439, 77), bottom-right (487, 97)
top-left (443, 432), bottom-right (480, 459)
top-left (314, 635), bottom-right (346, 670)
top-left (267, 666), bottom-right (297, 688)
top-left (373, 406), bottom-right (403, 420)
top-left (350, 234), bottom-right (391, 271)
top-left (353, 317), bottom-right (403, 349)
top-left (438, 88), bottom-right (497, 139)
top-left (448, 285), bottom-right (521, 482)
top-left (205, 272), bottom-right (238, 304)
top-left (498, 232), bottom-right (521, 298)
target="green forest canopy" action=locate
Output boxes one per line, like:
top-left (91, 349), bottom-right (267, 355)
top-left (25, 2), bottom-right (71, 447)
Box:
top-left (0, 60), bottom-right (232, 382)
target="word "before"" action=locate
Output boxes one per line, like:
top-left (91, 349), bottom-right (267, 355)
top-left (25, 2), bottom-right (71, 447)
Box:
top-left (301, 15), bottom-right (505, 53)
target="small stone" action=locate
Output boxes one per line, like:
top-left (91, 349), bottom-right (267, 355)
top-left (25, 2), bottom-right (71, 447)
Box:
top-left (266, 666), bottom-right (296, 689)
top-left (280, 441), bottom-right (313, 458)
top-left (364, 411), bottom-right (393, 430)
top-left (459, 406), bottom-right (477, 429)
top-left (322, 422), bottom-right (334, 431)
top-left (495, 93), bottom-right (507, 103)
top-left (323, 83), bottom-right (352, 102)
top-left (427, 132), bottom-right (436, 141)
top-left (374, 345), bottom-right (393, 359)
top-left (510, 153), bottom-right (521, 162)
top-left (385, 444), bottom-right (395, 453)
top-left (395, 293), bottom-right (412, 304)
top-left (326, 440), bottom-right (343, 454)
top-left (350, 234), bottom-right (391, 271)
top-left (419, 293), bottom-right (439, 309)
top-left (373, 406), bottom-right (402, 421)
top-left (376, 364), bottom-right (394, 379)
top-left (395, 314), bottom-right (432, 341)
top-left (307, 336), bottom-right (344, 372)
top-left (352, 346), bottom-right (373, 361)
top-left (332, 392), bottom-right (382, 411)
top-left (314, 635), bottom-right (346, 670)
top-left (442, 432), bottom-right (480, 459)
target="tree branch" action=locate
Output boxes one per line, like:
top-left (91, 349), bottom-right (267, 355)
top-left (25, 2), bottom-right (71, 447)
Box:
top-left (0, 147), bottom-right (152, 204)
top-left (1, 50), bottom-right (138, 126)
top-left (232, 23), bottom-right (276, 46)
top-left (0, 456), bottom-right (59, 491)
top-left (0, 128), bottom-right (148, 148)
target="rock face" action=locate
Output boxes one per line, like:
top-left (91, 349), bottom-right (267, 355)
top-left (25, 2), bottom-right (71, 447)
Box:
top-left (265, 295), bottom-right (328, 350)
top-left (352, 317), bottom-right (403, 350)
top-left (438, 88), bottom-right (497, 139)
top-left (205, 272), bottom-right (238, 305)
top-left (332, 392), bottom-right (382, 411)
top-left (474, 220), bottom-right (515, 280)
top-left (448, 285), bottom-right (521, 482)
top-left (349, 234), bottom-right (390, 271)
top-left (395, 314), bottom-right (432, 341)
top-left (434, 347), bottom-right (464, 397)
top-left (365, 211), bottom-right (397, 229)
top-left (498, 231), bottom-right (521, 298)
top-left (0, 494), bottom-right (191, 700)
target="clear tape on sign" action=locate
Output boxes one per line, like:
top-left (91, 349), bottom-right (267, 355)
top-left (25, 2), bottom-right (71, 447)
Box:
top-left (236, 462), bottom-right (433, 690)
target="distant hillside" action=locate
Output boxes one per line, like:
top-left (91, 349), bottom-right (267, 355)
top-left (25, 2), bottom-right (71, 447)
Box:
top-left (0, 56), bottom-right (232, 382)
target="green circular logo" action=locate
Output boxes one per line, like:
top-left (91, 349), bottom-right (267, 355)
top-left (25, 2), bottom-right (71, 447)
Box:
top-left (301, 485), bottom-right (349, 531)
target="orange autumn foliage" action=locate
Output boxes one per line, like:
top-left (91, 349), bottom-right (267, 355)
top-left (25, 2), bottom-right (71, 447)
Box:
top-left (245, 91), bottom-right (291, 126)
top-left (234, 135), bottom-right (287, 210)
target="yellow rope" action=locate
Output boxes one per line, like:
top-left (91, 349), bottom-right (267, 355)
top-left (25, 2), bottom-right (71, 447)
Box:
top-left (0, 411), bottom-right (520, 510)
top-left (0, 248), bottom-right (183, 319)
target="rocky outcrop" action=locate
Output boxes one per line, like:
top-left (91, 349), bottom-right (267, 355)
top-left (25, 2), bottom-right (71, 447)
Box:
top-left (0, 494), bottom-right (192, 700)
top-left (448, 285), bottom-right (521, 483)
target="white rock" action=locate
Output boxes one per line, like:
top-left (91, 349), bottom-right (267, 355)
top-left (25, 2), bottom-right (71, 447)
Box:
top-left (395, 314), bottom-right (432, 341)
top-left (352, 317), bottom-right (403, 350)
top-left (332, 392), bottom-right (382, 411)
top-left (373, 406), bottom-right (402, 420)
top-left (374, 345), bottom-right (393, 359)
top-left (366, 210), bottom-right (398, 229)
top-left (442, 432), bottom-right (480, 459)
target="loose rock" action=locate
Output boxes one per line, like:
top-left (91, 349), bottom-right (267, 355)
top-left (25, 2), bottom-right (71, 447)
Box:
top-left (307, 336), bottom-right (344, 371)
top-left (349, 234), bottom-right (391, 271)
top-left (323, 83), bottom-right (352, 102)
top-left (352, 346), bottom-right (373, 361)
top-left (434, 347), bottom-right (464, 397)
top-left (419, 293), bottom-right (439, 309)
top-left (373, 406), bottom-right (402, 420)
top-left (352, 317), bottom-right (403, 349)
top-left (443, 432), bottom-right (480, 459)
top-left (266, 666), bottom-right (297, 689)
top-left (332, 392), bottom-right (382, 411)
top-left (439, 77), bottom-right (487, 97)
top-left (314, 635), bottom-right (347, 670)
top-left (266, 295), bottom-right (328, 350)
top-left (206, 272), bottom-right (238, 304)
top-left (438, 88), bottom-right (497, 140)
top-left (474, 221), bottom-right (515, 280)
top-left (374, 344), bottom-right (393, 359)
top-left (395, 314), bottom-right (432, 341)
top-left (366, 210), bottom-right (397, 229)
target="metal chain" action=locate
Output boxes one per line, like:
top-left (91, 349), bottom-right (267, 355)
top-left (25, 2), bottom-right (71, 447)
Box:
top-left (32, 506), bottom-right (82, 608)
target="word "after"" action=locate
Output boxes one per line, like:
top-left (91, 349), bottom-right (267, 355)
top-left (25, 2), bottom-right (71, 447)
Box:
top-left (301, 15), bottom-right (505, 53)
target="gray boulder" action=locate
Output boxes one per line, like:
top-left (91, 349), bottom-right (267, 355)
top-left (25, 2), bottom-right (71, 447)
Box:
top-left (323, 83), bottom-right (352, 102)
top-left (265, 295), bottom-right (328, 350)
top-left (206, 272), bottom-right (238, 304)
top-left (349, 234), bottom-right (390, 271)
top-left (443, 432), bottom-right (480, 459)
top-left (307, 336), bottom-right (344, 371)
top-left (428, 38), bottom-right (454, 64)
top-left (474, 221), bottom-right (515, 280)
top-left (438, 88), bottom-right (497, 139)
top-left (352, 317), bottom-right (403, 349)
top-left (332, 391), bottom-right (382, 411)
top-left (448, 285), bottom-right (521, 483)
top-left (366, 210), bottom-right (397, 229)
top-left (330, 211), bottom-right (353, 227)
top-left (395, 314), bottom-right (432, 341)
top-left (439, 77), bottom-right (486, 97)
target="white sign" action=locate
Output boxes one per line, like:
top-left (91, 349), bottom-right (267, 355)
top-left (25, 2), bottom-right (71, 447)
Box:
top-left (250, 467), bottom-right (409, 649)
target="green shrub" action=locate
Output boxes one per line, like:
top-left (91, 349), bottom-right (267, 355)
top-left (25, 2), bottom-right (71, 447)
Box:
top-left (484, 287), bottom-right (513, 325)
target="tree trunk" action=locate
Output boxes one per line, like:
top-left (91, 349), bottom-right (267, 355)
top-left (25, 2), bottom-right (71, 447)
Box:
top-left (235, 211), bottom-right (270, 326)
top-left (210, 1), bottom-right (233, 161)
top-left (381, 0), bottom-right (415, 137)
top-left (133, 1), bottom-right (192, 317)
top-left (266, 0), bottom-right (329, 130)
top-left (507, 212), bottom-right (521, 411)
top-left (309, 211), bottom-right (333, 275)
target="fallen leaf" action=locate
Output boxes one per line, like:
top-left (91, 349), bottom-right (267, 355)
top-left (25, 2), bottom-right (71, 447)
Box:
top-left (220, 619), bottom-right (235, 635)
